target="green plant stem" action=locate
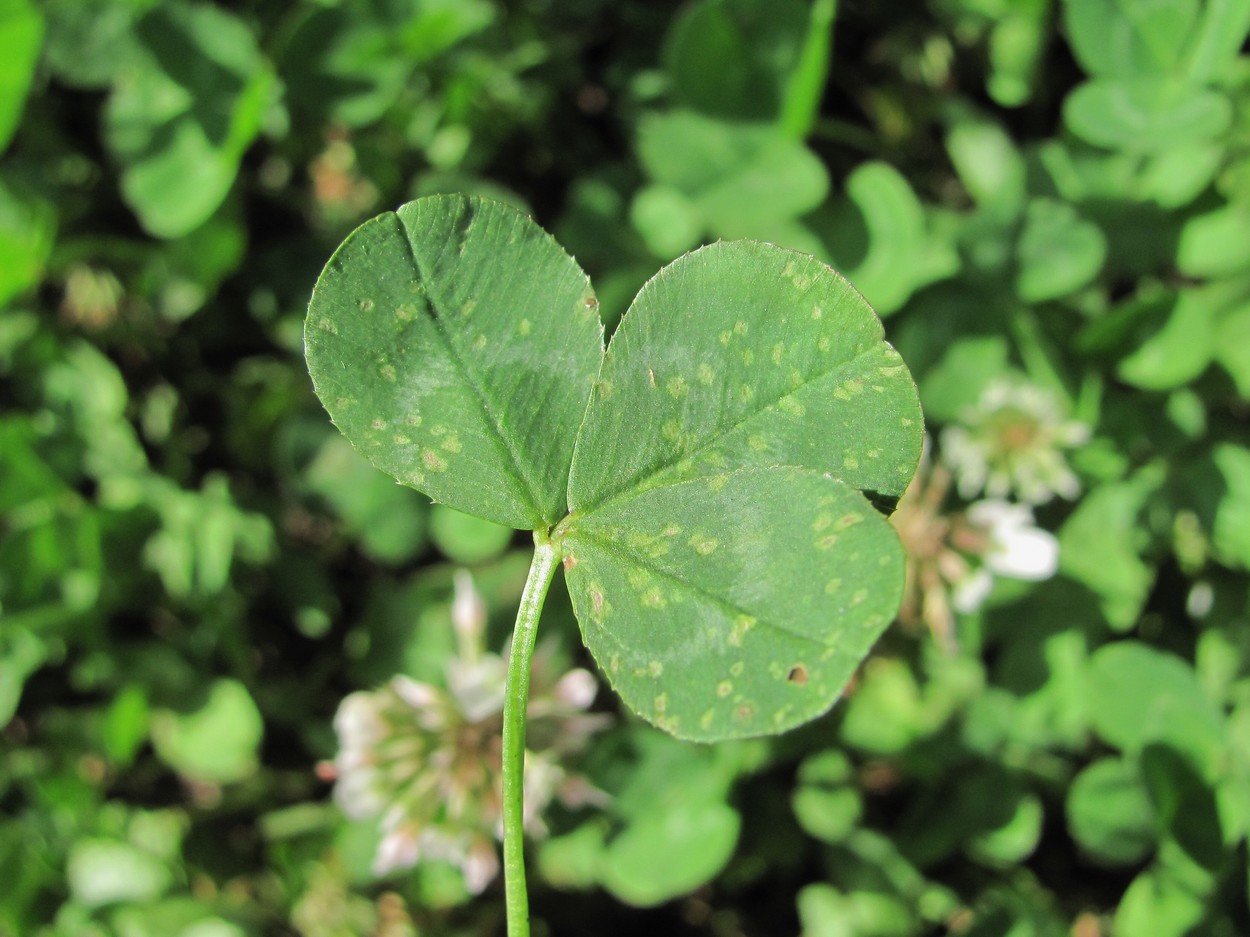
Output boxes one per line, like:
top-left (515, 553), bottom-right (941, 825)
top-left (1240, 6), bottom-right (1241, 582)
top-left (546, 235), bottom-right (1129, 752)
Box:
top-left (501, 531), bottom-right (561, 937)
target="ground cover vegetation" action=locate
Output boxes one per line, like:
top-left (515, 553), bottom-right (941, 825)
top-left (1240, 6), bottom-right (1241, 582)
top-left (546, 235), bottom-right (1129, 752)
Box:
top-left (2, 1), bottom-right (1250, 935)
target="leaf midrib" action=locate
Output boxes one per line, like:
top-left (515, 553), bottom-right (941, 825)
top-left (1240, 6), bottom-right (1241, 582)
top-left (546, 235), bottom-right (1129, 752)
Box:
top-left (572, 340), bottom-right (893, 518)
top-left (397, 214), bottom-right (551, 526)
top-left (564, 521), bottom-right (832, 651)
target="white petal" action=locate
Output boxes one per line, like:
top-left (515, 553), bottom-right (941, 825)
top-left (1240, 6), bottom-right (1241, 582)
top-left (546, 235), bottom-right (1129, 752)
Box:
top-left (452, 569), bottom-right (487, 647)
top-left (966, 499), bottom-right (1031, 532)
top-left (392, 675), bottom-right (442, 711)
top-left (333, 693), bottom-right (386, 747)
top-left (461, 838), bottom-right (500, 894)
top-left (952, 568), bottom-right (994, 613)
top-left (987, 525), bottom-right (1058, 580)
top-left (553, 669), bottom-right (598, 709)
top-left (373, 827), bottom-right (420, 875)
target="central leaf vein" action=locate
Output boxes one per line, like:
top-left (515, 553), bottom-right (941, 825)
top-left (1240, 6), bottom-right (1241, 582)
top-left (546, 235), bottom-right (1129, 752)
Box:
top-left (579, 343), bottom-right (889, 515)
top-left (397, 216), bottom-right (549, 524)
top-left (567, 526), bottom-right (831, 650)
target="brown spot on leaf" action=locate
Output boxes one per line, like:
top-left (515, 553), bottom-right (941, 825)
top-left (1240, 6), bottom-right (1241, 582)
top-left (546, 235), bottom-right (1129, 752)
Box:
top-left (787, 665), bottom-right (809, 686)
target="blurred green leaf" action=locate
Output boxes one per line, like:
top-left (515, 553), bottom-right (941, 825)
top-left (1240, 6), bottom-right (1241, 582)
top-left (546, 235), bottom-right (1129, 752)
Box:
top-left (1014, 198), bottom-right (1106, 302)
top-left (634, 110), bottom-right (829, 250)
top-left (0, 0), bottom-right (42, 153)
top-left (1087, 641), bottom-right (1227, 778)
top-left (920, 336), bottom-right (1011, 423)
top-left (1059, 471), bottom-right (1160, 629)
top-left (1114, 866), bottom-right (1208, 937)
top-left (946, 112), bottom-right (1026, 211)
top-left (1063, 78), bottom-right (1232, 151)
top-left (303, 434), bottom-right (429, 564)
top-left (1066, 756), bottom-right (1157, 865)
top-left (102, 684), bottom-right (151, 768)
top-left (1117, 288), bottom-right (1215, 390)
top-left (104, 1), bottom-right (273, 238)
top-left (792, 750), bottom-right (861, 843)
top-left (67, 838), bottom-right (171, 908)
top-left (818, 161), bottom-right (951, 315)
top-left (0, 176), bottom-right (55, 306)
top-left (1062, 0), bottom-right (1201, 79)
top-left (662, 0), bottom-right (810, 122)
top-left (1177, 200), bottom-right (1250, 278)
top-left (600, 798), bottom-right (740, 907)
top-left (150, 678), bottom-right (264, 785)
top-left (428, 504), bottom-right (511, 565)
top-left (797, 882), bottom-right (914, 937)
top-left (41, 0), bottom-right (149, 88)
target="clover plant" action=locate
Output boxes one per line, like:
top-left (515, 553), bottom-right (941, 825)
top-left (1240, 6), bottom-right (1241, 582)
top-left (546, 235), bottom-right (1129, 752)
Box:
top-left (305, 193), bottom-right (922, 933)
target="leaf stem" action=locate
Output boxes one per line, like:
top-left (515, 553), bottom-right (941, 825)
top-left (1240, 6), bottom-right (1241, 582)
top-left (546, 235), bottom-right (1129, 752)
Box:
top-left (501, 530), bottom-right (561, 937)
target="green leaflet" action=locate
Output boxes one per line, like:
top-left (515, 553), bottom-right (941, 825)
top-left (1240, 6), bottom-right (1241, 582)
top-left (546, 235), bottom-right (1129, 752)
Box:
top-left (306, 194), bottom-right (922, 741)
top-left (306, 195), bottom-right (604, 530)
top-left (560, 468), bottom-right (904, 739)
top-left (567, 241), bottom-right (920, 508)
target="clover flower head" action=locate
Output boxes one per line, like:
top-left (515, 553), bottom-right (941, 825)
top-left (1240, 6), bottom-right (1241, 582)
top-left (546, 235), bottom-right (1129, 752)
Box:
top-left (891, 441), bottom-right (1060, 649)
top-left (950, 499), bottom-right (1059, 614)
top-left (328, 570), bottom-right (609, 891)
top-left (940, 377), bottom-right (1089, 505)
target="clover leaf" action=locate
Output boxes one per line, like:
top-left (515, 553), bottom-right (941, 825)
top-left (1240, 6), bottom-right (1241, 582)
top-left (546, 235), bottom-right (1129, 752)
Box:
top-left (308, 193), bottom-right (922, 741)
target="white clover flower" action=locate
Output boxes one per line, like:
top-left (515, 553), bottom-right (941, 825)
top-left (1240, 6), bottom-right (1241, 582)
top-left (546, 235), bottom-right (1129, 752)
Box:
top-left (892, 443), bottom-right (1062, 649)
top-left (951, 499), bottom-right (1059, 613)
top-left (940, 378), bottom-right (1089, 505)
top-left (326, 570), bottom-right (609, 893)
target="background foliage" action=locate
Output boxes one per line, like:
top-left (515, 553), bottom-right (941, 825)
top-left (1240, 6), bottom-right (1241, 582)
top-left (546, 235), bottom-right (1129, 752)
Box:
top-left (3, 0), bottom-right (1250, 935)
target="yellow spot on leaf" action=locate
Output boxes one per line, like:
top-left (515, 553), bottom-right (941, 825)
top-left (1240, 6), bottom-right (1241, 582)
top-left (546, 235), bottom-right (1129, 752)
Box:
top-left (666, 375), bottom-right (688, 398)
top-left (422, 450), bottom-right (448, 472)
top-left (641, 587), bottom-right (667, 609)
top-left (688, 534), bottom-right (718, 556)
top-left (717, 681), bottom-right (733, 698)
top-left (518, 318), bottom-right (532, 336)
top-left (394, 304), bottom-right (417, 321)
top-left (779, 397), bottom-right (805, 417)
top-left (697, 363), bottom-right (715, 385)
